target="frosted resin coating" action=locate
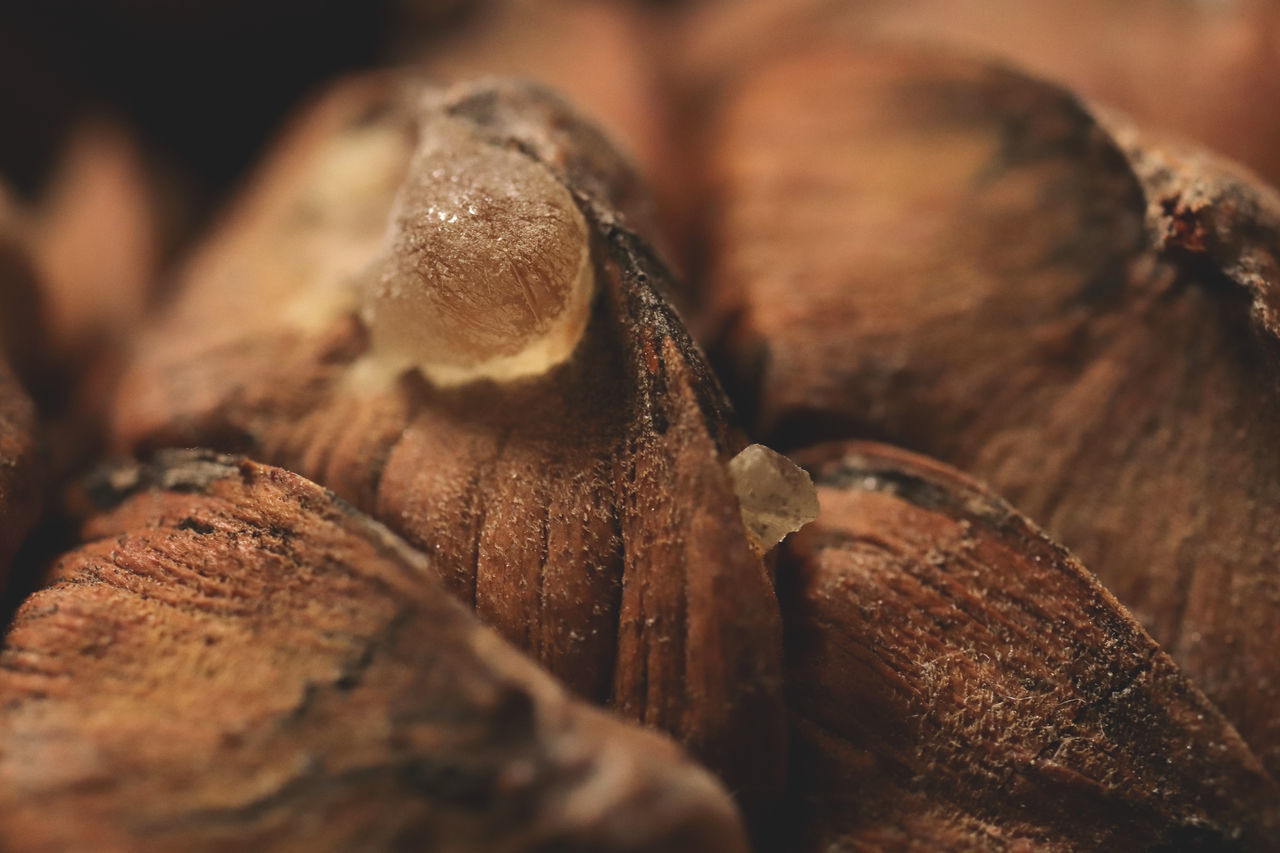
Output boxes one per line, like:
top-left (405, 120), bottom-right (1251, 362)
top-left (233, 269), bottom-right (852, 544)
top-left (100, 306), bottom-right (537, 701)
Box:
top-left (729, 444), bottom-right (820, 552)
top-left (362, 117), bottom-right (594, 386)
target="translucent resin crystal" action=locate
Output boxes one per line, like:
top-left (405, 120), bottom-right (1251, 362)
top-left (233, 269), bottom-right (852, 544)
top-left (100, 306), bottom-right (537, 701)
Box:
top-left (362, 118), bottom-right (594, 386)
top-left (728, 444), bottom-right (820, 552)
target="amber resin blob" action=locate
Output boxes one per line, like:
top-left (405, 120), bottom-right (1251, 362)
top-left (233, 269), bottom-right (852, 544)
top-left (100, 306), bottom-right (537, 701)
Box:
top-left (360, 114), bottom-right (595, 387)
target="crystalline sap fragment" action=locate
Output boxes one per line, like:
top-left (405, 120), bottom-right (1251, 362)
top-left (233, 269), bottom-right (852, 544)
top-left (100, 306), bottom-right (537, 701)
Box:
top-left (728, 444), bottom-right (820, 552)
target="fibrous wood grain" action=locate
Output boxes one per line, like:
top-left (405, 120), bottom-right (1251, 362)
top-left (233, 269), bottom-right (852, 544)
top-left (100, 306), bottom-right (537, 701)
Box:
top-left (706, 46), bottom-right (1280, 776)
top-left (110, 75), bottom-right (784, 802)
top-left (781, 441), bottom-right (1280, 851)
top-left (0, 451), bottom-right (749, 853)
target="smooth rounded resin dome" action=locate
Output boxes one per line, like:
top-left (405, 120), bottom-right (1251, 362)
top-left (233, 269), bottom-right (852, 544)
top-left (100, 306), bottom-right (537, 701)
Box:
top-left (362, 118), bottom-right (594, 386)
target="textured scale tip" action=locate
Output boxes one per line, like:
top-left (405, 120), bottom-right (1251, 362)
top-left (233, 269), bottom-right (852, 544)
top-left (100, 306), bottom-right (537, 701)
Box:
top-left (361, 117), bottom-right (595, 387)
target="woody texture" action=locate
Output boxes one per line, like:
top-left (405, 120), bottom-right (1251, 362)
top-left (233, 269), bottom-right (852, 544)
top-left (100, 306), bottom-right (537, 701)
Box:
top-left (0, 1), bottom-right (1279, 851)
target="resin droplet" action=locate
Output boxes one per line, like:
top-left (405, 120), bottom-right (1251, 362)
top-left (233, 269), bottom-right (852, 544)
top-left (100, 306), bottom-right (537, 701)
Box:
top-left (362, 117), bottom-right (594, 386)
top-left (728, 444), bottom-right (820, 552)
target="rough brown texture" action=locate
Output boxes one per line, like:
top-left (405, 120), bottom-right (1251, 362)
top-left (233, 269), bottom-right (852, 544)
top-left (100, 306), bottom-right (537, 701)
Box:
top-left (0, 451), bottom-right (749, 853)
top-left (706, 47), bottom-right (1280, 777)
top-left (781, 441), bottom-right (1280, 851)
top-left (111, 76), bottom-right (784, 803)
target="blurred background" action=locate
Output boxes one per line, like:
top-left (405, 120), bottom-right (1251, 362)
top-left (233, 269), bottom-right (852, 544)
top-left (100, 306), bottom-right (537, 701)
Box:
top-left (2, 0), bottom-right (1279, 371)
top-left (4, 0), bottom-right (1279, 234)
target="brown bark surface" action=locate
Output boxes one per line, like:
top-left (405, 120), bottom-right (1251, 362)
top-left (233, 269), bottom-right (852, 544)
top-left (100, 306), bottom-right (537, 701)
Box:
top-left (0, 451), bottom-right (749, 853)
top-left (706, 46), bottom-right (1280, 776)
top-left (782, 441), bottom-right (1280, 851)
top-left (110, 76), bottom-right (784, 802)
